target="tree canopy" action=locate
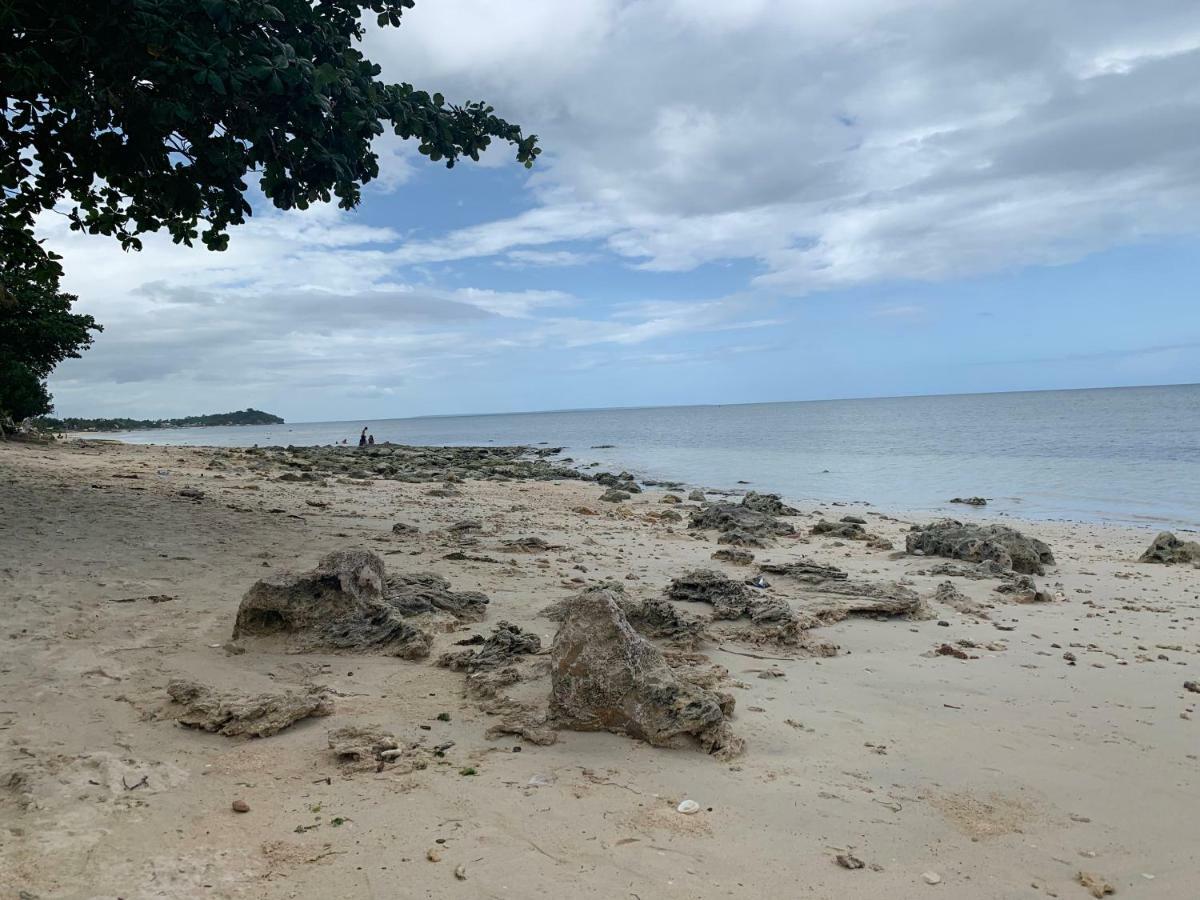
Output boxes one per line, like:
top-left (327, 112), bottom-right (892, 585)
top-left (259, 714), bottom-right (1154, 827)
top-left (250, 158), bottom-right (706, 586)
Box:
top-left (1, 0), bottom-right (537, 421)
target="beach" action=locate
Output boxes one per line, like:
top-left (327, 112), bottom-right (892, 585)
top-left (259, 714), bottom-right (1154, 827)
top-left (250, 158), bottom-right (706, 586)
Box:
top-left (1, 437), bottom-right (1197, 899)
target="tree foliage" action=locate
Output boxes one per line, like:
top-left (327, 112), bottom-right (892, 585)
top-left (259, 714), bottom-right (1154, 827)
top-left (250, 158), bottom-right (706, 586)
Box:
top-left (1, 0), bottom-right (537, 420)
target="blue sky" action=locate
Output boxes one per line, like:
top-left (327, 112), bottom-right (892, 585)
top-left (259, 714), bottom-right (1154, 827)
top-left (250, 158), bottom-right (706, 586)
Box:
top-left (44, 0), bottom-right (1200, 420)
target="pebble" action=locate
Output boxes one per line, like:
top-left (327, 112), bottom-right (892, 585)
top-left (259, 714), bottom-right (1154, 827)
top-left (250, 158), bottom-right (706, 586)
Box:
top-left (677, 799), bottom-right (701, 814)
top-left (231, 799), bottom-right (250, 813)
top-left (922, 872), bottom-right (942, 885)
top-left (426, 848), bottom-right (442, 863)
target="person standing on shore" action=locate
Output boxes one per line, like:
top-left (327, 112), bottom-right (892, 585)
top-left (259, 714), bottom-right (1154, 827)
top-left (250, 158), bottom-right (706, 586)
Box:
top-left (358, 427), bottom-right (368, 447)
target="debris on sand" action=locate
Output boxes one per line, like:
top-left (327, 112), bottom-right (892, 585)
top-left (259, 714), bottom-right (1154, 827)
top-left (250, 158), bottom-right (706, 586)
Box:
top-left (1076, 871), bottom-right (1115, 897)
top-left (549, 587), bottom-right (744, 758)
top-left (950, 496), bottom-right (987, 506)
top-left (232, 549), bottom-right (433, 658)
top-left (1138, 531), bottom-right (1200, 565)
top-left (835, 853), bottom-right (865, 869)
top-left (383, 572), bottom-right (490, 621)
top-left (165, 679), bottom-right (332, 737)
top-left (689, 502), bottom-right (795, 544)
top-left (906, 519), bottom-right (1055, 575)
top-left (741, 491), bottom-right (799, 516)
top-left (437, 621), bottom-right (541, 672)
top-left (712, 548), bottom-right (755, 565)
top-left (327, 724), bottom-right (398, 762)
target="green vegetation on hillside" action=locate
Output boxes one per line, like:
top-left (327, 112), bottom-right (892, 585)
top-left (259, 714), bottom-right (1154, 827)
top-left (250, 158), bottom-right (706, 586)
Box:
top-left (32, 408), bottom-right (284, 432)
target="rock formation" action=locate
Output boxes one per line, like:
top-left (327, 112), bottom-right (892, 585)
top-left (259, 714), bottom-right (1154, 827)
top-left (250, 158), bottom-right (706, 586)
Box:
top-left (906, 519), bottom-right (1054, 575)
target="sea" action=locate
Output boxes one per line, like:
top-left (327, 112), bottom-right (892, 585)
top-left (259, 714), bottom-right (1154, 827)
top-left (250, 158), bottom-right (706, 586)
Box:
top-left (106, 384), bottom-right (1200, 530)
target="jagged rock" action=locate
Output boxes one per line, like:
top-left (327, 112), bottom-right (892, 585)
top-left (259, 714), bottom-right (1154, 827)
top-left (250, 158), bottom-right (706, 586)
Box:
top-left (501, 536), bottom-right (560, 553)
top-left (391, 522), bottom-right (419, 536)
top-left (661, 494), bottom-right (682, 504)
top-left (759, 559), bottom-right (847, 584)
top-left (484, 709), bottom-right (558, 746)
top-left (599, 488), bottom-right (631, 503)
top-left (1138, 531), bottom-right (1200, 565)
top-left (233, 549), bottom-right (433, 658)
top-left (549, 587), bottom-right (743, 758)
top-left (327, 725), bottom-right (398, 762)
top-left (383, 572), bottom-right (490, 621)
top-left (712, 548), bottom-right (755, 565)
top-left (622, 596), bottom-right (708, 648)
top-left (950, 497), bottom-right (987, 507)
top-left (717, 529), bottom-right (769, 548)
top-left (791, 580), bottom-right (931, 626)
top-left (906, 519), bottom-right (1054, 575)
top-left (165, 680), bottom-right (332, 738)
top-left (437, 621), bottom-right (541, 672)
top-left (934, 581), bottom-right (990, 618)
top-left (741, 491), bottom-right (798, 516)
top-left (595, 471), bottom-right (642, 493)
top-left (840, 515), bottom-right (866, 525)
top-left (925, 560), bottom-right (1009, 579)
top-left (811, 519), bottom-right (874, 540)
top-left (690, 502), bottom-right (795, 541)
top-left (688, 490), bottom-right (706, 502)
top-left (665, 569), bottom-right (750, 618)
top-left (994, 575), bottom-right (1055, 603)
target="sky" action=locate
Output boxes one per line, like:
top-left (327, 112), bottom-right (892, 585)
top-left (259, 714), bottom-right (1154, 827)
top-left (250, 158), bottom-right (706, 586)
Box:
top-left (43, 0), bottom-right (1200, 421)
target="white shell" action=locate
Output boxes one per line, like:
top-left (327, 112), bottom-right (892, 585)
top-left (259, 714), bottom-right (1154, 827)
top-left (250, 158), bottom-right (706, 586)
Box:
top-left (676, 799), bottom-right (701, 814)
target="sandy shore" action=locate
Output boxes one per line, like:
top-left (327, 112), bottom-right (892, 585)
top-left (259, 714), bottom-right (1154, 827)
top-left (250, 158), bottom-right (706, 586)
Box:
top-left (1, 438), bottom-right (1197, 899)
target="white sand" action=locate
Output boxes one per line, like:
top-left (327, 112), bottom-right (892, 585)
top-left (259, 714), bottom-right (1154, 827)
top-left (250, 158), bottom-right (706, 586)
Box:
top-left (1, 438), bottom-right (1197, 899)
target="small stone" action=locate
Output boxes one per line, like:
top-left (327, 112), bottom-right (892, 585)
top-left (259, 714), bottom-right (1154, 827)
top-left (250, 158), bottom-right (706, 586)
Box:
top-left (454, 864), bottom-right (467, 880)
top-left (426, 848), bottom-right (442, 863)
top-left (231, 799), bottom-right (250, 813)
top-left (677, 799), bottom-right (701, 814)
top-left (922, 871), bottom-right (941, 885)
top-left (836, 853), bottom-right (865, 870)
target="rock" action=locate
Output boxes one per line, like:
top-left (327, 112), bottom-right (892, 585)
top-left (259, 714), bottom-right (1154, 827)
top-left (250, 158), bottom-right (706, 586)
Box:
top-left (922, 871), bottom-right (942, 885)
top-left (717, 529), bottom-right (770, 548)
top-left (836, 853), bottom-right (865, 870)
top-left (622, 596), bottom-right (708, 648)
top-left (665, 569), bottom-right (751, 618)
top-left (384, 572), bottom-right (490, 621)
top-left (165, 679), bottom-right (332, 737)
top-left (233, 549), bottom-right (433, 658)
top-left (599, 488), bottom-right (631, 503)
top-left (994, 574), bottom-right (1055, 603)
top-left (661, 494), bottom-right (682, 504)
top-left (595, 471), bottom-right (642, 493)
top-left (688, 490), bottom-right (706, 502)
top-left (811, 519), bottom-right (875, 541)
top-left (712, 548), bottom-right (755, 565)
top-left (178, 488), bottom-right (205, 499)
top-left (759, 559), bottom-right (847, 584)
top-left (232, 799), bottom-right (250, 813)
top-left (327, 724), bottom-right (399, 762)
top-left (1184, 680), bottom-right (1199, 693)
top-left (741, 491), bottom-right (799, 516)
top-left (840, 515), bottom-right (866, 524)
top-left (935, 581), bottom-right (990, 618)
top-left (549, 587), bottom-right (743, 758)
top-left (925, 560), bottom-right (1009, 579)
top-left (447, 519), bottom-right (483, 535)
top-left (689, 502), bottom-right (795, 542)
top-left (391, 522), bottom-right (419, 536)
top-left (656, 508), bottom-right (683, 523)
top-left (502, 536), bottom-right (560, 553)
top-left (437, 621), bottom-right (541, 672)
top-left (950, 496), bottom-right (987, 506)
top-left (906, 519), bottom-right (1054, 574)
top-left (1076, 871), bottom-right (1115, 897)
top-left (676, 800), bottom-right (701, 814)
top-left (1138, 531), bottom-right (1200, 565)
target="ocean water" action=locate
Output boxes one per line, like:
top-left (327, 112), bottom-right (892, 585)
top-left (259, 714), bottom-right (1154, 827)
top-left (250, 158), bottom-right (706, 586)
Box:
top-left (108, 384), bottom-right (1200, 529)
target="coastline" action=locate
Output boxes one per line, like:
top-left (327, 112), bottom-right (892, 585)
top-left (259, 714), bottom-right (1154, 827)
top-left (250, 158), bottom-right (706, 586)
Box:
top-left (2, 438), bottom-right (1197, 899)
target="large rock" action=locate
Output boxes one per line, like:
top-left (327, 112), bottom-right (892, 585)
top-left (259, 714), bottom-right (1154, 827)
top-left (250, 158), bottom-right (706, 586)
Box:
top-left (905, 520), bottom-right (1054, 575)
top-left (689, 502), bottom-right (795, 542)
top-left (741, 491), bottom-right (798, 516)
top-left (1138, 532), bottom-right (1200, 565)
top-left (550, 587), bottom-right (742, 758)
top-left (233, 549), bottom-right (433, 658)
top-left (165, 680), bottom-right (332, 737)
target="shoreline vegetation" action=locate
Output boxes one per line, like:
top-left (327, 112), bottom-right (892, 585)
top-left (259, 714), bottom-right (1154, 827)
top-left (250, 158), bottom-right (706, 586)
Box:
top-left (31, 407), bottom-right (284, 433)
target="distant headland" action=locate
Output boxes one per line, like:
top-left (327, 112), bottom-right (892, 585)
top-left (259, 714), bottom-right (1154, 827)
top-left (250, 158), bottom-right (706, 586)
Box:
top-left (33, 408), bottom-right (285, 433)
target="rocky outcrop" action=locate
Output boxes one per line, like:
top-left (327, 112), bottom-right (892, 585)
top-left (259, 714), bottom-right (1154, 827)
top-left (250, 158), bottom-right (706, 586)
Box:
top-left (665, 569), bottom-right (752, 618)
top-left (1138, 531), bottom-right (1200, 565)
top-left (165, 680), bottom-right (332, 737)
top-left (232, 549), bottom-right (433, 658)
top-left (759, 559), bottom-right (847, 584)
top-left (622, 596), bottom-right (708, 648)
top-left (549, 587), bottom-right (742, 758)
top-left (906, 520), bottom-right (1055, 575)
top-left (811, 519), bottom-right (875, 541)
top-left (436, 621), bottom-right (541, 672)
top-left (741, 491), bottom-right (798, 516)
top-left (689, 502), bottom-right (795, 543)
top-left (327, 724), bottom-right (398, 763)
top-left (595, 471), bottom-right (642, 493)
top-left (383, 572), bottom-right (489, 621)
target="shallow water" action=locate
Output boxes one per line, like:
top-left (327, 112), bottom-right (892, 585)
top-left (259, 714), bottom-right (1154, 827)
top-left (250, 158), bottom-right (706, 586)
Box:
top-left (108, 384), bottom-right (1200, 528)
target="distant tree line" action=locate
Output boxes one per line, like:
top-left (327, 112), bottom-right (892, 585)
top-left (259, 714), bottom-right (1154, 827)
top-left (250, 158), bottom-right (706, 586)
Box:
top-left (32, 408), bottom-right (284, 432)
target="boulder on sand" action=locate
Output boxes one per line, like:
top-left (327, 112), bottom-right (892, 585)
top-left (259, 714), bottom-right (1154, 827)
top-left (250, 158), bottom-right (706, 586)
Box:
top-left (689, 502), bottom-right (795, 542)
top-left (1138, 531), bottom-right (1200, 565)
top-left (232, 549), bottom-right (433, 658)
top-left (165, 680), bottom-right (332, 737)
top-left (905, 520), bottom-right (1054, 575)
top-left (550, 587), bottom-right (743, 758)
top-left (740, 491), bottom-right (798, 516)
